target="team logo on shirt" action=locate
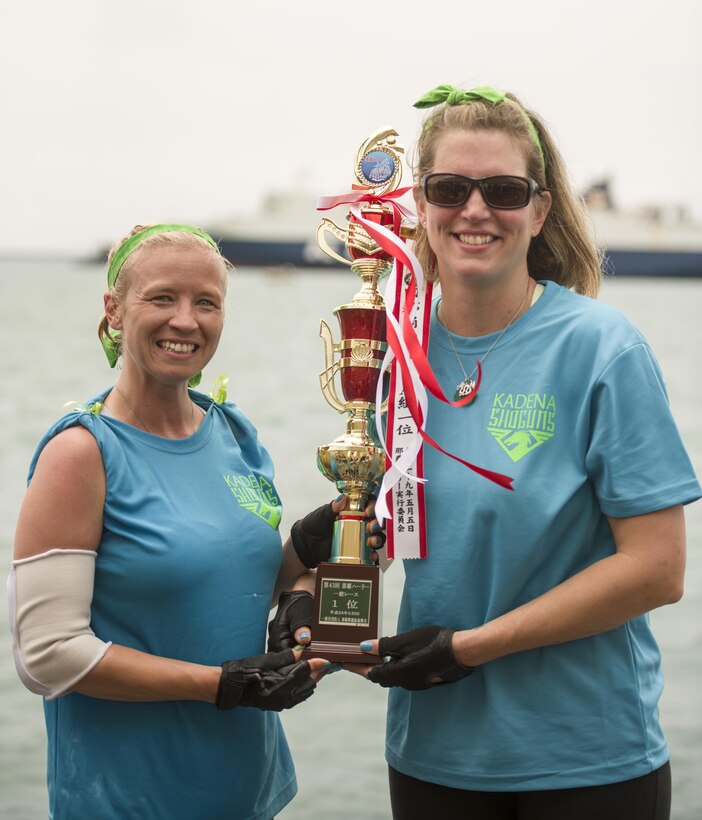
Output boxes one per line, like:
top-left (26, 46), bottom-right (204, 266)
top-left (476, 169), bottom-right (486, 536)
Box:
top-left (487, 393), bottom-right (556, 462)
top-left (222, 474), bottom-right (282, 529)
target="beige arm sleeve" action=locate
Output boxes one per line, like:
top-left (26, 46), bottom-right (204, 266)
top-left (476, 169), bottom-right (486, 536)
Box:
top-left (7, 549), bottom-right (111, 699)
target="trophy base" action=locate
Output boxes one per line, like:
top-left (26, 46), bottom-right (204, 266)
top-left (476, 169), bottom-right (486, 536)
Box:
top-left (300, 641), bottom-right (381, 665)
top-left (300, 561), bottom-right (382, 666)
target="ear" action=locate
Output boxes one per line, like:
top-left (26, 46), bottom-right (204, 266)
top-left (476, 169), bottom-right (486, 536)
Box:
top-left (531, 190), bottom-right (552, 237)
top-left (414, 185), bottom-right (427, 227)
top-left (104, 291), bottom-right (122, 330)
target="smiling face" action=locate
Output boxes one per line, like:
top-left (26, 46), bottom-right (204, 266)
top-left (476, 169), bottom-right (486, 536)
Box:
top-left (415, 128), bottom-right (551, 291)
top-left (104, 244), bottom-right (227, 387)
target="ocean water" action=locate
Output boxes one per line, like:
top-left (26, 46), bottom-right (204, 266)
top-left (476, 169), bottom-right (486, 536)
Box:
top-left (0, 261), bottom-right (700, 819)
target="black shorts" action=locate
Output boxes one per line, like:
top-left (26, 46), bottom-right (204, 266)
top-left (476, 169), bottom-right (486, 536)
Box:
top-left (388, 761), bottom-right (671, 820)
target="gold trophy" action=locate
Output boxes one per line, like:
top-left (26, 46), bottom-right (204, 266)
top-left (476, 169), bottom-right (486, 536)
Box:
top-left (301, 129), bottom-right (404, 664)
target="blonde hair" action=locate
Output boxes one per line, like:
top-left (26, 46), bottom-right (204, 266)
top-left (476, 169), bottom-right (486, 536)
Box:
top-left (98, 225), bottom-right (229, 359)
top-left (412, 94), bottom-right (602, 297)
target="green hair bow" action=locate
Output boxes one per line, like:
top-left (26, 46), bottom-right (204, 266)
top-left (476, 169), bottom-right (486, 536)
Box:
top-left (414, 84), bottom-right (506, 108)
top-left (413, 84), bottom-right (545, 170)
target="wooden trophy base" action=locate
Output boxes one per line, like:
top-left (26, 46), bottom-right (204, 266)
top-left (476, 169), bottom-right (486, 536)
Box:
top-left (300, 561), bottom-right (382, 666)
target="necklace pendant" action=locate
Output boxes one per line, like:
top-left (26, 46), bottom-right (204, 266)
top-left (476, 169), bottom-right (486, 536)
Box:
top-left (454, 379), bottom-right (476, 402)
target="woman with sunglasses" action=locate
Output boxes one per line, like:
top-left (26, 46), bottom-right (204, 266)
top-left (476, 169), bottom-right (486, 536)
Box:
top-left (8, 224), bottom-right (342, 820)
top-left (357, 86), bottom-right (700, 819)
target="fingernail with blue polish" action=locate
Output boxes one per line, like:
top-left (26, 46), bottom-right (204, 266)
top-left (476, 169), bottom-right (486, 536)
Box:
top-left (327, 663), bottom-right (343, 674)
top-left (335, 494), bottom-right (344, 503)
top-left (298, 631), bottom-right (310, 641)
top-left (360, 640), bottom-right (374, 651)
top-left (370, 523), bottom-right (381, 534)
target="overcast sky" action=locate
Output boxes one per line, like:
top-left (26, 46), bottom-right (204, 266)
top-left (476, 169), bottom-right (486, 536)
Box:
top-left (1, 0), bottom-right (700, 256)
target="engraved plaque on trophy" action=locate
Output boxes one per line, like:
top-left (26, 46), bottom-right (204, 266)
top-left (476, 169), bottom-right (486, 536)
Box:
top-left (301, 128), bottom-right (404, 664)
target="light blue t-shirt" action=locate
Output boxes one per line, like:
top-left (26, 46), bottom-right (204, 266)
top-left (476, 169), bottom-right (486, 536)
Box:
top-left (29, 390), bottom-right (296, 820)
top-left (386, 281), bottom-right (701, 791)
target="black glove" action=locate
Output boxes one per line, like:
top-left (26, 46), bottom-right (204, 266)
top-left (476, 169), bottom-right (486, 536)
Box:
top-left (368, 520), bottom-right (387, 555)
top-left (216, 649), bottom-right (316, 711)
top-left (267, 591), bottom-right (314, 652)
top-left (367, 626), bottom-right (475, 691)
top-left (290, 502), bottom-right (337, 568)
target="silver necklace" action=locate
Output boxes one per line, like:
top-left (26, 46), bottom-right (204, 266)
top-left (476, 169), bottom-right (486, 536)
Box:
top-left (439, 282), bottom-right (530, 403)
top-left (112, 384), bottom-right (195, 436)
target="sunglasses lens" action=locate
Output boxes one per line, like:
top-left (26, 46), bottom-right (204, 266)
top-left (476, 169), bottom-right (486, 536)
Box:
top-left (482, 177), bottom-right (531, 208)
top-left (425, 175), bottom-right (470, 206)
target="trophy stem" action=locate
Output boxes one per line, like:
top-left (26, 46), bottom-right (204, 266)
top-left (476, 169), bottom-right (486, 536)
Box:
top-left (330, 516), bottom-right (372, 564)
top-left (350, 259), bottom-right (392, 306)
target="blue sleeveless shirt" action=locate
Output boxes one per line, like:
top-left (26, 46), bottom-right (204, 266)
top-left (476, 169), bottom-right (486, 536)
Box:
top-left (29, 390), bottom-right (296, 820)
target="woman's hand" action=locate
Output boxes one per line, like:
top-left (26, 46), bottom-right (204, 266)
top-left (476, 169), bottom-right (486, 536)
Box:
top-left (289, 496), bottom-right (348, 569)
top-left (267, 591), bottom-right (314, 652)
top-left (216, 648), bottom-right (333, 711)
top-left (357, 626), bottom-right (475, 690)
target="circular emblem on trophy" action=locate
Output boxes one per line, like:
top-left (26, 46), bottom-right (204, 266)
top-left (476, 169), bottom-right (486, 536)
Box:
top-left (352, 128), bottom-right (404, 195)
top-left (360, 150), bottom-right (396, 187)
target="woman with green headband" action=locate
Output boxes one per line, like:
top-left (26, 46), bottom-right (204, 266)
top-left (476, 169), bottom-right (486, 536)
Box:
top-left (9, 224), bottom-right (345, 819)
top-left (355, 86), bottom-right (699, 819)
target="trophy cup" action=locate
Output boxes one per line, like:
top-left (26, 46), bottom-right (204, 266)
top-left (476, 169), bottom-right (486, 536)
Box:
top-left (300, 128), bottom-right (405, 664)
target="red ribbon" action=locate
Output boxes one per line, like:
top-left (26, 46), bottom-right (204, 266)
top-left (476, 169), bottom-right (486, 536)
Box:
top-left (317, 186), bottom-right (415, 221)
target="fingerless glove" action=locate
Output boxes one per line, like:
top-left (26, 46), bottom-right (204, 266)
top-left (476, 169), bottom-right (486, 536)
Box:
top-left (267, 591), bottom-right (314, 652)
top-left (216, 649), bottom-right (316, 711)
top-left (368, 626), bottom-right (474, 690)
top-left (290, 503), bottom-right (336, 568)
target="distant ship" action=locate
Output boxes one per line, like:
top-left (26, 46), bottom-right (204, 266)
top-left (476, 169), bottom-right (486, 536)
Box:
top-left (208, 191), bottom-right (340, 269)
top-left (206, 184), bottom-right (702, 277)
top-left (583, 181), bottom-right (702, 277)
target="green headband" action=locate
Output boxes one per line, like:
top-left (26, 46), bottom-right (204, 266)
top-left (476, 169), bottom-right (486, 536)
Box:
top-left (107, 223), bottom-right (220, 288)
top-left (103, 223), bottom-right (221, 388)
top-left (413, 84), bottom-right (546, 171)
